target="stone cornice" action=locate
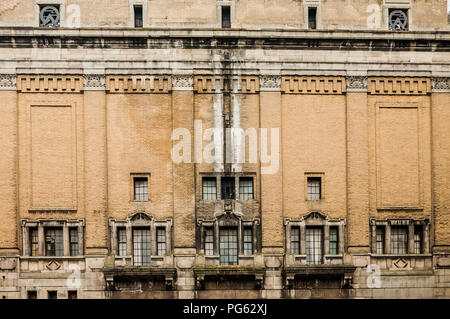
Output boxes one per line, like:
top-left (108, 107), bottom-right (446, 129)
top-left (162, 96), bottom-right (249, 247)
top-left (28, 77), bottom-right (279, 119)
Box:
top-left (368, 77), bottom-right (431, 95)
top-left (281, 76), bottom-right (346, 94)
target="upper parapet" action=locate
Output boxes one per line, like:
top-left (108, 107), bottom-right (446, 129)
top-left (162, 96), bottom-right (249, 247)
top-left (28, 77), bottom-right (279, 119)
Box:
top-left (0, 0), bottom-right (448, 31)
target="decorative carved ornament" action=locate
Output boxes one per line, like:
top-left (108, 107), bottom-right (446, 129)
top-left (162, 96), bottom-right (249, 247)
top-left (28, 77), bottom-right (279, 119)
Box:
top-left (0, 74), bottom-right (16, 90)
top-left (84, 74), bottom-right (106, 90)
top-left (368, 77), bottom-right (430, 95)
top-left (431, 77), bottom-right (450, 93)
top-left (17, 75), bottom-right (83, 93)
top-left (106, 75), bottom-right (171, 93)
top-left (346, 76), bottom-right (368, 92)
top-left (260, 75), bottom-right (281, 91)
top-left (281, 76), bottom-right (346, 94)
top-left (171, 75), bottom-right (194, 91)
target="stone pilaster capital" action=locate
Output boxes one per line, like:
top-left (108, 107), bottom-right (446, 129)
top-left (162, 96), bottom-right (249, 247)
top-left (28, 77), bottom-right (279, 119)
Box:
top-left (0, 74), bottom-right (17, 91)
top-left (346, 76), bottom-right (368, 92)
top-left (259, 75), bottom-right (281, 92)
top-left (83, 74), bottom-right (106, 91)
top-left (172, 75), bottom-right (194, 91)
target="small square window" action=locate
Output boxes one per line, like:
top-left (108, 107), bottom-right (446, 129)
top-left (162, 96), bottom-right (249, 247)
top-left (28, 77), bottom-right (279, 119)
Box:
top-left (202, 177), bottom-right (217, 200)
top-left (221, 6), bottom-right (231, 28)
top-left (239, 177), bottom-right (254, 200)
top-left (307, 177), bottom-right (321, 200)
top-left (47, 291), bottom-right (57, 299)
top-left (389, 8), bottom-right (408, 31)
top-left (134, 5), bottom-right (143, 28)
top-left (27, 291), bottom-right (37, 299)
top-left (39, 5), bottom-right (60, 27)
top-left (133, 175), bottom-right (149, 201)
top-left (68, 291), bottom-right (77, 299)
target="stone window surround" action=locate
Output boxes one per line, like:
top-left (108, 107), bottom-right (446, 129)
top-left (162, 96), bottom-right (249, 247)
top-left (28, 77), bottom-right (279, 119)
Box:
top-left (130, 172), bottom-right (151, 202)
top-left (217, 1), bottom-right (235, 29)
top-left (303, 0), bottom-right (321, 30)
top-left (284, 212), bottom-right (345, 263)
top-left (21, 219), bottom-right (84, 257)
top-left (382, 0), bottom-right (412, 31)
top-left (35, 0), bottom-right (66, 28)
top-left (128, 0), bottom-right (148, 28)
top-left (370, 218), bottom-right (430, 255)
top-left (199, 172), bottom-right (257, 201)
top-left (197, 214), bottom-right (260, 259)
top-left (109, 213), bottom-right (172, 263)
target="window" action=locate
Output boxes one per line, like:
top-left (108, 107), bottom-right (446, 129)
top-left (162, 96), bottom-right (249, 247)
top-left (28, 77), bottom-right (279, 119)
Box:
top-left (134, 177), bottom-right (148, 201)
top-left (376, 226), bottom-right (385, 254)
top-left (133, 228), bottom-right (151, 266)
top-left (156, 227), bottom-right (166, 256)
top-left (219, 228), bottom-right (238, 265)
top-left (202, 177), bottom-right (217, 200)
top-left (391, 226), bottom-right (408, 254)
top-left (291, 226), bottom-right (300, 254)
top-left (221, 177), bottom-right (235, 200)
top-left (30, 228), bottom-right (39, 257)
top-left (39, 5), bottom-right (60, 27)
top-left (389, 9), bottom-right (408, 31)
top-left (329, 227), bottom-right (339, 255)
top-left (45, 228), bottom-right (63, 257)
top-left (307, 177), bottom-right (321, 200)
top-left (306, 227), bottom-right (323, 264)
top-left (69, 228), bottom-right (78, 256)
top-left (204, 228), bottom-right (214, 256)
top-left (27, 291), bottom-right (37, 299)
top-left (117, 227), bottom-right (127, 256)
top-left (134, 5), bottom-right (143, 28)
top-left (414, 226), bottom-right (423, 254)
top-left (47, 291), bottom-right (57, 299)
top-left (239, 177), bottom-right (254, 200)
top-left (243, 227), bottom-right (253, 255)
top-left (308, 7), bottom-right (317, 29)
top-left (68, 291), bottom-right (77, 299)
top-left (221, 6), bottom-right (231, 28)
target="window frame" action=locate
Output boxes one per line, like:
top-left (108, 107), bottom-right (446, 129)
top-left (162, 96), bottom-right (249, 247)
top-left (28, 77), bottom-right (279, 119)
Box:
top-left (305, 172), bottom-right (325, 201)
top-left (131, 173), bottom-right (150, 202)
top-left (202, 177), bottom-right (217, 200)
top-left (239, 177), bottom-right (254, 200)
top-left (221, 176), bottom-right (236, 200)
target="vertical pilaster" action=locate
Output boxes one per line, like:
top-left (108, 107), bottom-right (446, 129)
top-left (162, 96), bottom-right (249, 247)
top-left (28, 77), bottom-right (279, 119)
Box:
top-left (345, 76), bottom-right (370, 254)
top-left (83, 74), bottom-right (108, 256)
top-left (0, 74), bottom-right (18, 256)
top-left (63, 224), bottom-right (70, 256)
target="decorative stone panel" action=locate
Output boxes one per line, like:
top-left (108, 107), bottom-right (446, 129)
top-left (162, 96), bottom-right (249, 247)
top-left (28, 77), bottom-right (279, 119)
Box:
top-left (84, 74), bottom-right (106, 91)
top-left (368, 77), bottom-right (431, 95)
top-left (106, 75), bottom-right (171, 93)
top-left (260, 75), bottom-right (281, 92)
top-left (431, 77), bottom-right (450, 93)
top-left (0, 74), bottom-right (17, 90)
top-left (346, 76), bottom-right (368, 92)
top-left (172, 75), bottom-right (194, 91)
top-left (281, 76), bottom-right (346, 94)
top-left (17, 75), bottom-right (83, 93)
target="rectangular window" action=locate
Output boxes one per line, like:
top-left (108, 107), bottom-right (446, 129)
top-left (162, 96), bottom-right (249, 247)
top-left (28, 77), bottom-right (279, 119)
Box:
top-left (329, 227), bottom-right (339, 255)
top-left (219, 227), bottom-right (238, 265)
top-left (204, 228), bottom-right (214, 256)
top-left (414, 226), bottom-right (423, 254)
top-left (133, 228), bottom-right (151, 266)
top-left (291, 226), bottom-right (300, 255)
top-left (221, 6), bottom-right (231, 28)
top-left (243, 227), bottom-right (253, 255)
top-left (30, 228), bottom-right (39, 257)
top-left (68, 291), bottom-right (77, 299)
top-left (306, 227), bottom-right (323, 264)
top-left (117, 227), bottom-right (127, 256)
top-left (391, 226), bottom-right (408, 254)
top-left (134, 177), bottom-right (148, 201)
top-left (239, 177), bottom-right (254, 200)
top-left (307, 177), bottom-right (321, 200)
top-left (156, 227), bottom-right (166, 256)
top-left (47, 291), bottom-right (57, 299)
top-left (134, 5), bottom-right (143, 28)
top-left (202, 177), bottom-right (217, 200)
top-left (69, 228), bottom-right (79, 256)
top-left (45, 228), bottom-right (63, 257)
top-left (221, 177), bottom-right (235, 200)
top-left (27, 291), bottom-right (37, 299)
top-left (308, 7), bottom-right (317, 29)
top-left (376, 226), bottom-right (385, 254)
